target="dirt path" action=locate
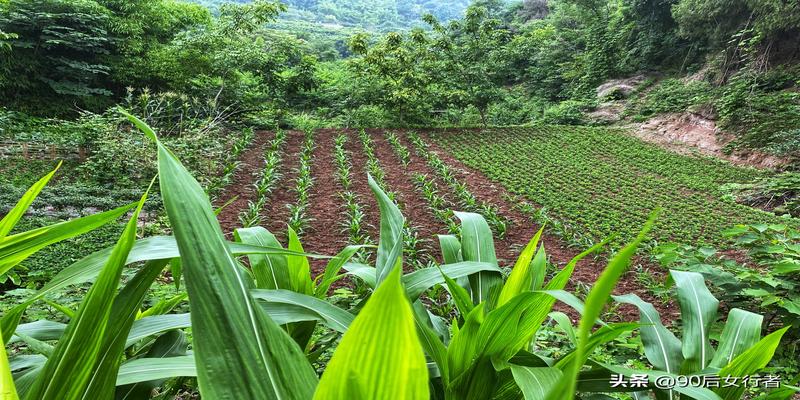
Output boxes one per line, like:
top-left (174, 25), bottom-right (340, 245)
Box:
top-left (216, 131), bottom-right (272, 237)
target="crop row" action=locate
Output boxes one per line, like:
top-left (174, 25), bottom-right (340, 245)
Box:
top-left (287, 129), bottom-right (316, 235)
top-left (238, 129), bottom-right (288, 227)
top-left (333, 132), bottom-right (373, 262)
top-left (358, 130), bottom-right (427, 269)
top-left (430, 126), bottom-right (795, 246)
top-left (207, 127), bottom-right (254, 199)
top-left (407, 131), bottom-right (509, 238)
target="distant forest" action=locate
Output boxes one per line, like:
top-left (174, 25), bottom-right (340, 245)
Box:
top-left (190, 0), bottom-right (474, 30)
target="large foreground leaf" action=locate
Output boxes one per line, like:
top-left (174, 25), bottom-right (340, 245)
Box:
top-left (314, 266), bottom-right (429, 399)
top-left (670, 270), bottom-right (718, 372)
top-left (369, 175), bottom-right (405, 286)
top-left (0, 204), bottom-right (134, 277)
top-left (714, 327), bottom-right (790, 400)
top-left (455, 211), bottom-right (501, 305)
top-left (24, 190), bottom-right (148, 400)
top-left (129, 111), bottom-right (317, 399)
top-left (1, 325), bottom-right (18, 400)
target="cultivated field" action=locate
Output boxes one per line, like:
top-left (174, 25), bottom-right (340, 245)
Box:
top-left (207, 126), bottom-right (789, 305)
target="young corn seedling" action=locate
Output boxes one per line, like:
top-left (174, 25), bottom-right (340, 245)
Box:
top-left (286, 129), bottom-right (316, 236)
top-left (385, 131), bottom-right (411, 167)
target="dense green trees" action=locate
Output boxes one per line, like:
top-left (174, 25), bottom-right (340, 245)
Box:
top-left (1, 0), bottom-right (798, 148)
top-left (0, 0), bottom-right (316, 116)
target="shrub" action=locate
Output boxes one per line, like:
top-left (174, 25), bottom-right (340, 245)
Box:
top-left (656, 223), bottom-right (800, 332)
top-left (630, 78), bottom-right (713, 118)
top-left (344, 104), bottom-right (394, 128)
top-left (542, 100), bottom-right (587, 125)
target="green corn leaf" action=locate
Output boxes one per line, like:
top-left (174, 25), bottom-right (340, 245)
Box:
top-left (1, 325), bottom-right (18, 400)
top-left (169, 257), bottom-right (181, 290)
top-left (548, 312), bottom-right (576, 346)
top-left (235, 227), bottom-right (291, 290)
top-left (511, 366), bottom-right (562, 400)
top-left (439, 267), bottom-right (474, 317)
top-left (404, 261), bottom-right (501, 300)
top-left (251, 289), bottom-right (355, 333)
top-left (24, 189), bottom-right (148, 400)
top-left (125, 314), bottom-right (191, 348)
top-left (83, 258), bottom-right (170, 399)
top-left (553, 211), bottom-right (657, 399)
top-left (315, 245), bottom-right (365, 297)
top-left (1, 237), bottom-right (319, 342)
top-left (709, 308), bottom-right (763, 369)
top-left (714, 327), bottom-right (790, 400)
top-left (342, 262), bottom-right (377, 287)
top-left (314, 266), bottom-right (429, 399)
top-left (10, 332), bottom-right (52, 357)
top-left (412, 304), bottom-right (449, 382)
top-left (115, 330), bottom-right (188, 400)
top-left (0, 162), bottom-right (60, 239)
top-left (0, 203), bottom-right (134, 277)
top-left (369, 174), bottom-right (405, 286)
top-left (498, 227), bottom-right (545, 307)
top-left (670, 270), bottom-right (718, 373)
top-left (454, 211), bottom-right (501, 306)
top-left (287, 226), bottom-right (313, 295)
top-left (129, 110), bottom-right (318, 399)
top-left (438, 234), bottom-right (462, 264)
top-left (9, 321), bottom-right (66, 344)
top-left (115, 356), bottom-right (196, 386)
top-left (613, 293), bottom-right (683, 374)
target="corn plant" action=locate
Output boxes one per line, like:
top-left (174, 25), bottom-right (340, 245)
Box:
top-left (413, 172), bottom-right (460, 234)
top-left (333, 133), bottom-right (352, 190)
top-left (333, 132), bottom-right (373, 262)
top-left (286, 129), bottom-right (316, 235)
top-left (386, 131), bottom-right (411, 167)
top-left (608, 270), bottom-right (790, 400)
